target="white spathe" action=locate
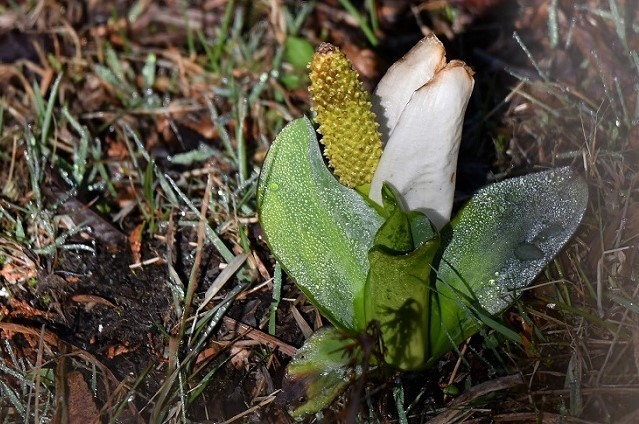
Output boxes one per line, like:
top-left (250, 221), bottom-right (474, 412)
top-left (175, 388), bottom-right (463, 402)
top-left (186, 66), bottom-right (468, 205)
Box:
top-left (369, 35), bottom-right (475, 230)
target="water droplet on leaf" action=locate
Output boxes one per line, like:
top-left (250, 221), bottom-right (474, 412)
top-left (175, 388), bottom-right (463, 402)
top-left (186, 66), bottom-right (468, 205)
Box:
top-left (514, 242), bottom-right (544, 261)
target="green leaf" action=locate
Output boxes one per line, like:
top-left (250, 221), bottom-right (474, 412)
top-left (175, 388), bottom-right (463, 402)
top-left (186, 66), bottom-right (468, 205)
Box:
top-left (365, 185), bottom-right (439, 370)
top-left (370, 184), bottom-right (436, 253)
top-left (281, 37), bottom-right (314, 89)
top-left (284, 36), bottom-right (315, 70)
top-left (278, 327), bottom-right (361, 418)
top-left (367, 241), bottom-right (439, 370)
top-left (169, 143), bottom-right (216, 165)
top-left (258, 117), bottom-right (384, 331)
top-left (427, 167), bottom-right (588, 364)
top-left (372, 184), bottom-right (416, 253)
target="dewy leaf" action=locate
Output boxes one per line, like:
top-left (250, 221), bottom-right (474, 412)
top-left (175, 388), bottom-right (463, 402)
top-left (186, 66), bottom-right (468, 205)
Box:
top-left (426, 167), bottom-right (588, 365)
top-left (257, 117), bottom-right (384, 331)
top-left (365, 185), bottom-right (439, 370)
top-left (277, 327), bottom-right (362, 418)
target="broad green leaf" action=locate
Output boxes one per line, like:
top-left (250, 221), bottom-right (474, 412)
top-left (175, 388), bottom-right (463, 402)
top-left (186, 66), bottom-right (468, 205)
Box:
top-left (426, 167), bottom-right (588, 364)
top-left (257, 117), bottom-right (384, 330)
top-left (278, 327), bottom-right (361, 418)
top-left (366, 241), bottom-right (438, 370)
top-left (365, 185), bottom-right (439, 370)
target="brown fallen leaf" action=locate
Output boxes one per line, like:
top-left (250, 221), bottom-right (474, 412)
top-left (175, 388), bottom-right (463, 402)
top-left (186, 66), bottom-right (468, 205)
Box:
top-left (66, 371), bottom-right (100, 424)
top-left (128, 223), bottom-right (144, 264)
top-left (106, 342), bottom-right (136, 359)
top-left (71, 294), bottom-right (118, 309)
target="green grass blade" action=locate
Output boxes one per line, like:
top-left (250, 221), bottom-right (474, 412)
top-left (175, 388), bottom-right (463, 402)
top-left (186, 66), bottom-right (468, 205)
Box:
top-left (269, 261), bottom-right (282, 335)
top-left (40, 73), bottom-right (63, 147)
top-left (338, 0), bottom-right (378, 46)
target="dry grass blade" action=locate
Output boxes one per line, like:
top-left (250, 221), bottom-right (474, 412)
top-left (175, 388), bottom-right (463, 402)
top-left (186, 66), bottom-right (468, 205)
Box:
top-left (429, 374), bottom-right (524, 424)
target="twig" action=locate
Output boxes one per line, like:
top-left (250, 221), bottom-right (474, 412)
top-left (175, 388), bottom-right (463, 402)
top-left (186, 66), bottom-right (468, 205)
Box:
top-left (222, 316), bottom-right (297, 357)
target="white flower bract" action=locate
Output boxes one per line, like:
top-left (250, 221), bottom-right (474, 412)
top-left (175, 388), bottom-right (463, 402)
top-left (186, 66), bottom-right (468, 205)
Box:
top-left (369, 35), bottom-right (475, 229)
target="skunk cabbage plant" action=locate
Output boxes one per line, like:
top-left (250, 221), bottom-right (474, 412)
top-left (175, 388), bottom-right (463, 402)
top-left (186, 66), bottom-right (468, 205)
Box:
top-left (257, 34), bottom-right (588, 417)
